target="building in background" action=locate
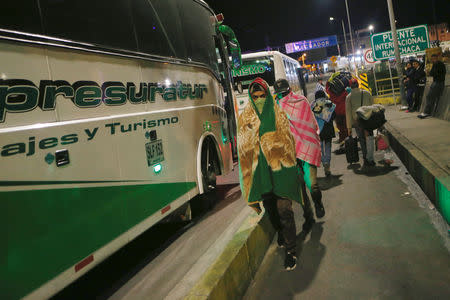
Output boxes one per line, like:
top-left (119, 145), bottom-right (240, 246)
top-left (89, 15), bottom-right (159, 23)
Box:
top-left (428, 23), bottom-right (450, 42)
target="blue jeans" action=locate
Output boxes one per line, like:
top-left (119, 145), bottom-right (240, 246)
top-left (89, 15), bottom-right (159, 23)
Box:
top-left (355, 126), bottom-right (374, 162)
top-left (321, 139), bottom-right (331, 165)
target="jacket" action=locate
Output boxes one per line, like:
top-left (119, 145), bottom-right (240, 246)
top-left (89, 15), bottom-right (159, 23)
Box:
top-left (326, 82), bottom-right (348, 115)
top-left (430, 61), bottom-right (446, 83)
top-left (345, 88), bottom-right (373, 129)
top-left (311, 97), bottom-right (336, 141)
top-left (413, 65), bottom-right (426, 87)
top-left (405, 67), bottom-right (416, 90)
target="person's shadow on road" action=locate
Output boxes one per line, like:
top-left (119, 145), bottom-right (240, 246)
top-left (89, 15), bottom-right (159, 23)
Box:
top-left (352, 165), bottom-right (399, 177)
top-left (293, 222), bottom-right (326, 293)
top-left (317, 174), bottom-right (343, 191)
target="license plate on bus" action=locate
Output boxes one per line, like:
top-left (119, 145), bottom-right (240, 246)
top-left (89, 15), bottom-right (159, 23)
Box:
top-left (146, 140), bottom-right (164, 166)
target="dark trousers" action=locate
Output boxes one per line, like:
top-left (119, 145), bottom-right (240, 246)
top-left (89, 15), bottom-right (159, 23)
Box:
top-left (335, 114), bottom-right (348, 143)
top-left (406, 88), bottom-right (415, 109)
top-left (414, 86), bottom-right (425, 111)
top-left (301, 84), bottom-right (307, 97)
top-left (424, 82), bottom-right (445, 115)
top-left (262, 194), bottom-right (296, 253)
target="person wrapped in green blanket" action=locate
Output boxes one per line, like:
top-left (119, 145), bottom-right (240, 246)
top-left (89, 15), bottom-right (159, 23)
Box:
top-left (237, 77), bottom-right (302, 271)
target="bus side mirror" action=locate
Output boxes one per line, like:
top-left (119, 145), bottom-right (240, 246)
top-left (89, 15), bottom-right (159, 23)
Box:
top-left (217, 25), bottom-right (242, 71)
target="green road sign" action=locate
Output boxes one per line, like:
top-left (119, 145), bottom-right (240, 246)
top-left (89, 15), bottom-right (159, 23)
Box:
top-left (371, 25), bottom-right (429, 60)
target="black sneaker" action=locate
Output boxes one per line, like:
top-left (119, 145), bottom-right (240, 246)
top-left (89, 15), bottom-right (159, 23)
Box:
top-left (311, 188), bottom-right (325, 218)
top-left (284, 252), bottom-right (297, 271)
top-left (302, 217), bottom-right (315, 232)
top-left (363, 159), bottom-right (376, 168)
top-left (277, 232), bottom-right (285, 248)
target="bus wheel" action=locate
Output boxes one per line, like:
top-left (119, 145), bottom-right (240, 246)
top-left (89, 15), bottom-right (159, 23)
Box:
top-left (191, 138), bottom-right (219, 217)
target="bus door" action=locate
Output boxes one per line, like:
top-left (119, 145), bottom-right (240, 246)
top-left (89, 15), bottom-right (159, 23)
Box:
top-left (215, 26), bottom-right (241, 161)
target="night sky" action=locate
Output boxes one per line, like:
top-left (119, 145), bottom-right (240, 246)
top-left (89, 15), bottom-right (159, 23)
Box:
top-left (208, 0), bottom-right (450, 52)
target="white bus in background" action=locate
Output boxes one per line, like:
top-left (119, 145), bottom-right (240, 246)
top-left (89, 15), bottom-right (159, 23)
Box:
top-left (0, 1), bottom-right (241, 299)
top-left (232, 51), bottom-right (301, 114)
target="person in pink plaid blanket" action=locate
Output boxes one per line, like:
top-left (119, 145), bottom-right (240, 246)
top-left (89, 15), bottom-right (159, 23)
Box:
top-left (274, 79), bottom-right (325, 220)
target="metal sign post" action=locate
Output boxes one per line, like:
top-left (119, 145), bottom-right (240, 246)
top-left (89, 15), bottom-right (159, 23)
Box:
top-left (372, 67), bottom-right (379, 96)
top-left (386, 0), bottom-right (405, 108)
top-left (388, 62), bottom-right (397, 107)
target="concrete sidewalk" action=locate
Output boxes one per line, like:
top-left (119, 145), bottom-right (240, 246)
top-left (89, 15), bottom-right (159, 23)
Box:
top-left (385, 106), bottom-right (450, 224)
top-left (244, 140), bottom-right (450, 299)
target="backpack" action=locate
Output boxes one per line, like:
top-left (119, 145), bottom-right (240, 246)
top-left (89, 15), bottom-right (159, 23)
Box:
top-left (356, 105), bottom-right (387, 131)
top-left (328, 72), bottom-right (351, 95)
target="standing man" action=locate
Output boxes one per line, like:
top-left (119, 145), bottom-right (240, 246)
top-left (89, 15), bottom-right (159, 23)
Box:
top-left (326, 80), bottom-right (349, 149)
top-left (238, 78), bottom-right (301, 270)
top-left (405, 60), bottom-right (416, 112)
top-left (297, 67), bottom-right (308, 97)
top-left (412, 60), bottom-right (426, 112)
top-left (274, 79), bottom-right (325, 221)
top-left (345, 79), bottom-right (376, 167)
top-left (418, 54), bottom-right (447, 119)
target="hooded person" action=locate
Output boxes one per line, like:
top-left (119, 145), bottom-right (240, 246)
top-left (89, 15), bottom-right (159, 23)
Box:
top-left (274, 79), bottom-right (325, 221)
top-left (237, 77), bottom-right (301, 270)
top-left (326, 78), bottom-right (348, 149)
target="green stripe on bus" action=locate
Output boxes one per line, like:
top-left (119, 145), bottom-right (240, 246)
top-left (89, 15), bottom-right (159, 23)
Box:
top-left (0, 180), bottom-right (148, 187)
top-left (0, 181), bottom-right (196, 300)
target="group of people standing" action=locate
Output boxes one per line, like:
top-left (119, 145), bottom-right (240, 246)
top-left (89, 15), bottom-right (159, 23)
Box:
top-left (404, 54), bottom-right (447, 119)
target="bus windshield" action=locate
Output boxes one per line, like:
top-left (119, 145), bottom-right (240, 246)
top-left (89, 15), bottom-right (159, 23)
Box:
top-left (232, 56), bottom-right (275, 90)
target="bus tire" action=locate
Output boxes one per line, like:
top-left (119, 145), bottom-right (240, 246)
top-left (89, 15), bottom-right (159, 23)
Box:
top-left (191, 137), bottom-right (220, 217)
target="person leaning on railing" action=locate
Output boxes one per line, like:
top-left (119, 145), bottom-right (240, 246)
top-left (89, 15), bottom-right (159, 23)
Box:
top-left (418, 54), bottom-right (446, 119)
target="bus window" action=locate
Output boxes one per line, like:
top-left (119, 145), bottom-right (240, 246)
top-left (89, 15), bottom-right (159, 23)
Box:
top-left (0, 1), bottom-right (43, 34)
top-left (39, 0), bottom-right (138, 51)
top-left (233, 56), bottom-right (275, 90)
top-left (177, 1), bottom-right (220, 74)
top-left (149, 0), bottom-right (187, 59)
top-left (131, 0), bottom-right (177, 57)
top-left (283, 59), bottom-right (288, 75)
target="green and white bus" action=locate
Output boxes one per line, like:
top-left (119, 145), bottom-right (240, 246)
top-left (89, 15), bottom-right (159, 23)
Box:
top-left (0, 1), bottom-right (241, 299)
top-left (232, 51), bottom-right (301, 114)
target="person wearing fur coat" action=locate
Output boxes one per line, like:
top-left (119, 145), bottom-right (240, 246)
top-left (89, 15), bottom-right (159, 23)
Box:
top-left (237, 77), bottom-right (301, 271)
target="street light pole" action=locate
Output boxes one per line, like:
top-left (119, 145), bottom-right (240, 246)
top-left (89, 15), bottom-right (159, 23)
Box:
top-left (345, 0), bottom-right (355, 55)
top-left (341, 20), bottom-right (349, 56)
top-left (386, 0), bottom-right (406, 107)
top-left (345, 0), bottom-right (357, 74)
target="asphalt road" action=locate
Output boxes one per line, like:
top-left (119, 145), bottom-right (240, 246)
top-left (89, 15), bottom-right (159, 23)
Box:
top-left (244, 143), bottom-right (450, 299)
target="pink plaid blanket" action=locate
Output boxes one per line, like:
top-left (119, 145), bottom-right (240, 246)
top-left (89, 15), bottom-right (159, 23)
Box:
top-left (280, 92), bottom-right (321, 167)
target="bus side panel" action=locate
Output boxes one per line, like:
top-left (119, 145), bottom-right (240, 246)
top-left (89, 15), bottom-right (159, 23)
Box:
top-left (46, 47), bottom-right (146, 122)
top-left (0, 48), bottom-right (232, 300)
top-left (0, 42), bottom-right (57, 128)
